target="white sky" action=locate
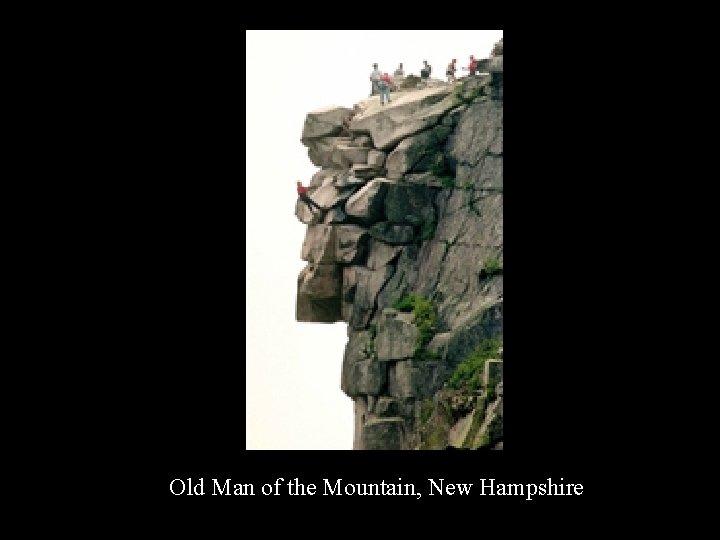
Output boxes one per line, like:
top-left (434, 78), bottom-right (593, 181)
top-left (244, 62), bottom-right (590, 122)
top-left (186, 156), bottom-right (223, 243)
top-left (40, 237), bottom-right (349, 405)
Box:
top-left (246, 29), bottom-right (503, 450)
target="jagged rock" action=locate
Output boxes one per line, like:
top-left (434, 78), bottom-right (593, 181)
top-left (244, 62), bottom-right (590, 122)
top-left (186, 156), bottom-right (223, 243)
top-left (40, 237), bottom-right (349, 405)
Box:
top-left (441, 104), bottom-right (468, 127)
top-left (374, 397), bottom-right (400, 416)
top-left (367, 150), bottom-right (386, 167)
top-left (342, 330), bottom-right (372, 364)
top-left (341, 331), bottom-right (385, 397)
top-left (349, 86), bottom-right (456, 150)
top-left (341, 266), bottom-right (358, 321)
top-left (474, 58), bottom-right (490, 73)
top-left (344, 179), bottom-right (389, 223)
top-left (335, 174), bottom-right (366, 188)
top-left (296, 82), bottom-right (503, 450)
top-left (295, 198), bottom-right (324, 225)
top-left (470, 397), bottom-right (502, 449)
top-left (342, 360), bottom-right (386, 397)
top-left (296, 292), bottom-right (341, 323)
top-left (447, 410), bottom-right (475, 448)
top-left (443, 303), bottom-right (504, 367)
top-left (368, 222), bottom-right (415, 245)
top-left (311, 183), bottom-right (350, 209)
top-left (332, 145), bottom-right (370, 168)
top-left (297, 263), bottom-right (341, 299)
top-left (385, 124), bottom-right (452, 179)
top-left (301, 106), bottom-right (354, 141)
top-left (426, 332), bottom-right (451, 360)
top-left (359, 417), bottom-right (404, 450)
top-left (384, 183), bottom-right (436, 226)
top-left (376, 311), bottom-right (419, 361)
top-left (301, 224), bottom-right (336, 264)
top-left (325, 206), bottom-right (347, 224)
top-left (366, 239), bottom-right (402, 270)
top-left (374, 245), bottom-right (419, 316)
top-left (335, 225), bottom-right (369, 264)
top-left (306, 136), bottom-right (352, 168)
top-left (484, 359), bottom-right (503, 387)
top-left (447, 101), bottom-right (503, 183)
top-left (404, 171), bottom-right (445, 187)
top-left (349, 265), bottom-right (395, 330)
top-left (352, 135), bottom-right (373, 147)
top-left (309, 168), bottom-right (345, 188)
top-left (456, 75), bottom-right (491, 102)
top-left (353, 398), bottom-right (369, 450)
top-left (388, 360), bottom-right (441, 399)
top-left (351, 163), bottom-right (383, 179)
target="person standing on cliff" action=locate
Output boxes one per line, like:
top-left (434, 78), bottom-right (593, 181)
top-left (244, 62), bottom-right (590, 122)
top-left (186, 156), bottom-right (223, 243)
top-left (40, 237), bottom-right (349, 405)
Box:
top-left (296, 181), bottom-right (324, 213)
top-left (446, 59), bottom-right (457, 83)
top-left (370, 63), bottom-right (382, 96)
top-left (378, 72), bottom-right (392, 105)
top-left (420, 60), bottom-right (431, 79)
top-left (462, 55), bottom-right (478, 76)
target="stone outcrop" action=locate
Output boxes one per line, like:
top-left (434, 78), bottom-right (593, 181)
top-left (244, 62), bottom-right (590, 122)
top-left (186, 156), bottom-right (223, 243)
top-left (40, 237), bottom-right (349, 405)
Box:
top-left (295, 39), bottom-right (503, 450)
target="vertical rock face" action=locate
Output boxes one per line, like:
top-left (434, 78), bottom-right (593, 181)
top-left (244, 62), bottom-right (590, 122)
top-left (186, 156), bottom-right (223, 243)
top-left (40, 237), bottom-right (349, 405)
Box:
top-left (295, 47), bottom-right (503, 449)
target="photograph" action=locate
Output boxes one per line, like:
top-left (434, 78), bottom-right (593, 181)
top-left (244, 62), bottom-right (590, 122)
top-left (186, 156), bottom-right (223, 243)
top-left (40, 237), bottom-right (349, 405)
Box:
top-left (246, 30), bottom-right (504, 450)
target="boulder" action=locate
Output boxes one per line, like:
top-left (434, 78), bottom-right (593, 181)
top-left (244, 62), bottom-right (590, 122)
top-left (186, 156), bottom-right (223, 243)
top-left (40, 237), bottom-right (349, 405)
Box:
top-left (301, 106), bottom-right (354, 141)
top-left (344, 179), bottom-right (389, 223)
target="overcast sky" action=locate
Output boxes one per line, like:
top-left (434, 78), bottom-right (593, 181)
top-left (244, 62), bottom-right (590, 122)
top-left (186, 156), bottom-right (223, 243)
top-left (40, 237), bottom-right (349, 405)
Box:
top-left (246, 29), bottom-right (503, 450)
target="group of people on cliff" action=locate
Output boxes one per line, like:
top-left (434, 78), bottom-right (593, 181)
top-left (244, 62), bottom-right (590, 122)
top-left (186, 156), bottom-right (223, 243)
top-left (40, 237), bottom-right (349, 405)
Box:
top-left (369, 39), bottom-right (503, 102)
top-left (296, 40), bottom-right (503, 216)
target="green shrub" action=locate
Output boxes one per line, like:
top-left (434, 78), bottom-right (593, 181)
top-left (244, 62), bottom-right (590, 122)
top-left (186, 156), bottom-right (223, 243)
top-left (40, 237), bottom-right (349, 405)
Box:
top-left (448, 337), bottom-right (503, 393)
top-left (482, 257), bottom-right (503, 277)
top-left (440, 176), bottom-right (456, 188)
top-left (391, 294), bottom-right (438, 358)
top-left (420, 399), bottom-right (434, 424)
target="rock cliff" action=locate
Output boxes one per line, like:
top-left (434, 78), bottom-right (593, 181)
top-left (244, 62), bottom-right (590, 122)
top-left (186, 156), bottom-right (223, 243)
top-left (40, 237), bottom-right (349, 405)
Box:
top-left (295, 53), bottom-right (503, 450)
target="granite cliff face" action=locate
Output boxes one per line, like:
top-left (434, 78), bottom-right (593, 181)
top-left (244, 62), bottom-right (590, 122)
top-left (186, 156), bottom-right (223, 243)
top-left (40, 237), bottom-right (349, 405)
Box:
top-left (296, 57), bottom-right (503, 450)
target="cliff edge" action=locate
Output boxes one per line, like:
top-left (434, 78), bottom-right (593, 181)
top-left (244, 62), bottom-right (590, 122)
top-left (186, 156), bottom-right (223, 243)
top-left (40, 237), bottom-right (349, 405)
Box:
top-left (295, 53), bottom-right (503, 449)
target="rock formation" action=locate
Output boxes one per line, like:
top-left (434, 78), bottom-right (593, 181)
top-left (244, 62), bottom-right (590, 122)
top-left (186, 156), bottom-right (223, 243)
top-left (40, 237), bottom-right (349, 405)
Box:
top-left (295, 46), bottom-right (503, 450)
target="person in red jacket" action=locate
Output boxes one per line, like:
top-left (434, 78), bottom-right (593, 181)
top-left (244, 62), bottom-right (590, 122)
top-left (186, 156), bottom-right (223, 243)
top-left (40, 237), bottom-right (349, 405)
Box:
top-left (296, 181), bottom-right (324, 213)
top-left (462, 55), bottom-right (478, 76)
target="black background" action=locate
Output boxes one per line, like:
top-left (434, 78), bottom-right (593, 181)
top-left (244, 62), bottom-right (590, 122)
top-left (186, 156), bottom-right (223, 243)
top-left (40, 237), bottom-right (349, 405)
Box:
top-left (113, 24), bottom-right (638, 516)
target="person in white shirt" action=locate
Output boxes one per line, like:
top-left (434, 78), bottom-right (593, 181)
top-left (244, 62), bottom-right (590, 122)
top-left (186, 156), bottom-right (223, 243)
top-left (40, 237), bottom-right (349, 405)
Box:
top-left (370, 63), bottom-right (382, 96)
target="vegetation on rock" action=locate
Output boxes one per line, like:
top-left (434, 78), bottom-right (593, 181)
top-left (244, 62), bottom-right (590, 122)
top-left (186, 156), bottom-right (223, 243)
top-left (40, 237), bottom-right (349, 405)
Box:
top-left (448, 337), bottom-right (503, 393)
top-left (391, 294), bottom-right (439, 358)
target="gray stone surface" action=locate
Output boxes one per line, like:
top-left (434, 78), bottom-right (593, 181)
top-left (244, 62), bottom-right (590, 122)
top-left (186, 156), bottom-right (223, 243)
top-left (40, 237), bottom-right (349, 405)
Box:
top-left (368, 222), bottom-right (415, 245)
top-left (367, 149), bottom-right (386, 167)
top-left (301, 224), bottom-right (335, 264)
top-left (349, 86), bottom-right (455, 150)
top-left (375, 311), bottom-right (419, 361)
top-left (349, 265), bottom-right (395, 330)
top-left (387, 360), bottom-right (442, 399)
top-left (297, 263), bottom-right (340, 299)
top-left (335, 225), bottom-right (369, 264)
top-left (344, 179), bottom-right (389, 223)
top-left (301, 106), bottom-right (353, 140)
top-left (385, 125), bottom-right (451, 179)
top-left (484, 359), bottom-right (503, 387)
top-left (366, 240), bottom-right (403, 270)
top-left (296, 85), bottom-right (504, 450)
top-left (359, 417), bottom-right (404, 450)
top-left (384, 183), bottom-right (436, 226)
top-left (332, 145), bottom-right (370, 168)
